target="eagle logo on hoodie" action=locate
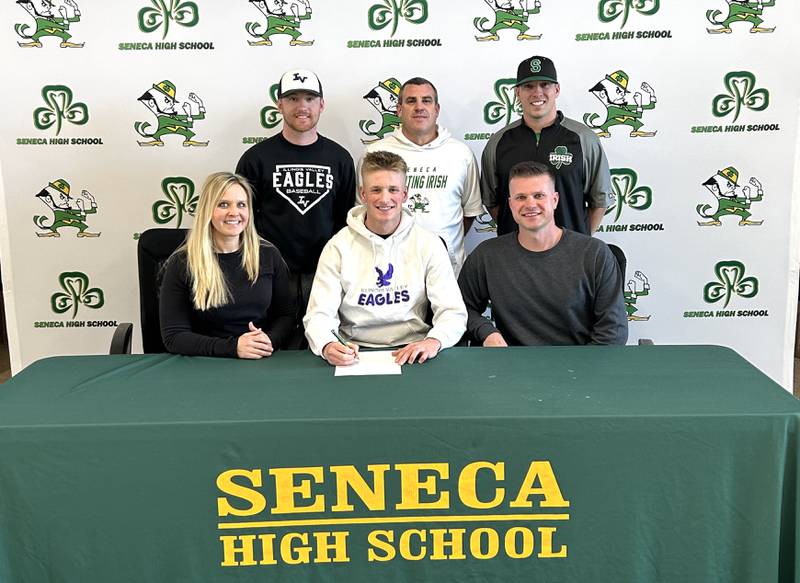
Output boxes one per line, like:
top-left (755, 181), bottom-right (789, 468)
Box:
top-left (375, 263), bottom-right (394, 287)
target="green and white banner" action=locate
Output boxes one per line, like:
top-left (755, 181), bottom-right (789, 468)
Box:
top-left (0, 0), bottom-right (798, 388)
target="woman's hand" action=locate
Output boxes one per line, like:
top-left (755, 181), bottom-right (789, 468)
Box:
top-left (237, 322), bottom-right (274, 359)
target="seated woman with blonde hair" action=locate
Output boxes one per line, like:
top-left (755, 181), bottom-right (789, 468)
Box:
top-left (160, 172), bottom-right (295, 358)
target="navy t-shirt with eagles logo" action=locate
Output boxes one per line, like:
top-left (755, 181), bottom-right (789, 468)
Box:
top-left (236, 133), bottom-right (356, 274)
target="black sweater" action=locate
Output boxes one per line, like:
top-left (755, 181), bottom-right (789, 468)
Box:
top-left (236, 133), bottom-right (356, 274)
top-left (159, 242), bottom-right (296, 357)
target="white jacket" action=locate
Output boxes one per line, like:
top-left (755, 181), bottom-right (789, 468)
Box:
top-left (304, 205), bottom-right (467, 355)
top-left (360, 127), bottom-right (484, 275)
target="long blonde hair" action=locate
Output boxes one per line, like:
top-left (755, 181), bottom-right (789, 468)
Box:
top-left (184, 172), bottom-right (261, 311)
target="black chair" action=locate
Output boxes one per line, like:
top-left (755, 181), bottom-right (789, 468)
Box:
top-left (606, 243), bottom-right (653, 346)
top-left (607, 244), bottom-right (626, 281)
top-left (110, 228), bottom-right (189, 354)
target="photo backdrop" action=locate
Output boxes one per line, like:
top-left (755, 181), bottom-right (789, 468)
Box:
top-left (1, 0), bottom-right (799, 388)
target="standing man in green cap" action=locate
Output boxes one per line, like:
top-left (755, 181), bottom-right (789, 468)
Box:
top-left (481, 55), bottom-right (611, 236)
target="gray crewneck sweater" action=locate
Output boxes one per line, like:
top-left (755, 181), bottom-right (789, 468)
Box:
top-left (458, 229), bottom-right (628, 345)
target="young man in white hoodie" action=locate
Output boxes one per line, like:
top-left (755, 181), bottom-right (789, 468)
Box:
top-left (304, 151), bottom-right (467, 366)
top-left (360, 78), bottom-right (484, 276)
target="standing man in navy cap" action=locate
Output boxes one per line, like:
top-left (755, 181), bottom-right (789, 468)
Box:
top-left (237, 69), bottom-right (356, 348)
top-left (480, 55), bottom-right (611, 236)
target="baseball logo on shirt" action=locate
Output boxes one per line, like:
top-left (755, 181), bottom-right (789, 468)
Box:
top-left (272, 164), bottom-right (334, 215)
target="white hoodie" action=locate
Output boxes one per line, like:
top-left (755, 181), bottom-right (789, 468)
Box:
top-left (303, 205), bottom-right (467, 355)
top-left (360, 127), bottom-right (483, 275)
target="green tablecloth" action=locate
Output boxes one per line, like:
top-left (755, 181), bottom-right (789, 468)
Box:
top-left (0, 346), bottom-right (798, 582)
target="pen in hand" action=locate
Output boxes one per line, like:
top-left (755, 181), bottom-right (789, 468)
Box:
top-left (331, 329), bottom-right (359, 363)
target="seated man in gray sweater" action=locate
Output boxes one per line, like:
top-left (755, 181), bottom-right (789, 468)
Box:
top-left (458, 161), bottom-right (628, 346)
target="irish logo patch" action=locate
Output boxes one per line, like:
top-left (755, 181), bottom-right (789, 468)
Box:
top-left (548, 145), bottom-right (573, 169)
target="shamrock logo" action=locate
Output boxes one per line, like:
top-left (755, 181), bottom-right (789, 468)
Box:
top-left (33, 85), bottom-right (88, 136)
top-left (483, 78), bottom-right (522, 125)
top-left (368, 0), bottom-right (428, 37)
top-left (548, 145), bottom-right (573, 170)
top-left (703, 260), bottom-right (759, 308)
top-left (260, 83), bottom-right (283, 130)
top-left (712, 71), bottom-right (769, 123)
top-left (50, 272), bottom-right (105, 319)
top-left (152, 177), bottom-right (198, 228)
top-left (598, 0), bottom-right (659, 28)
top-left (606, 168), bottom-right (652, 223)
top-left (138, 0), bottom-right (199, 39)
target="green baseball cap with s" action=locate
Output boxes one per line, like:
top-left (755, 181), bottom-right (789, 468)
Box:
top-left (516, 56), bottom-right (558, 86)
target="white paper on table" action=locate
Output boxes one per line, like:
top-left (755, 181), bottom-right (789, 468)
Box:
top-left (334, 350), bottom-right (402, 376)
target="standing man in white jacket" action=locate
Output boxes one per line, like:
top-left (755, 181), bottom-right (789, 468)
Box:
top-left (360, 77), bottom-right (484, 276)
top-left (304, 151), bottom-right (467, 366)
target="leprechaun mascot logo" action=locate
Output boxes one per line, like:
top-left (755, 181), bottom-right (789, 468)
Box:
top-left (697, 166), bottom-right (764, 226)
top-left (706, 0), bottom-right (775, 34)
top-left (15, 0), bottom-right (84, 48)
top-left (360, 78), bottom-right (401, 144)
top-left (474, 0), bottom-right (542, 42)
top-left (33, 179), bottom-right (100, 238)
top-left (135, 80), bottom-right (208, 147)
top-left (624, 270), bottom-right (651, 321)
top-left (406, 193), bottom-right (430, 214)
top-left (246, 0), bottom-right (314, 46)
top-left (584, 70), bottom-right (657, 138)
